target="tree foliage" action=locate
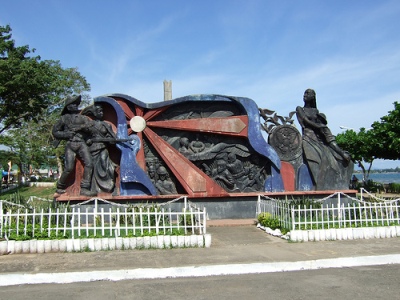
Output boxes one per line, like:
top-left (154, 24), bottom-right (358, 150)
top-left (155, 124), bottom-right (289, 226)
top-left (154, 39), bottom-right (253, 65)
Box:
top-left (0, 24), bottom-right (90, 134)
top-left (336, 128), bottom-right (374, 182)
top-left (369, 101), bottom-right (400, 160)
top-left (0, 24), bottom-right (91, 178)
top-left (336, 101), bottom-right (400, 182)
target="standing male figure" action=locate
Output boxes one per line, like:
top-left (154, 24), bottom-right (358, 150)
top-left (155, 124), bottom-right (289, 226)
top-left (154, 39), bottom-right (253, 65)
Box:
top-left (52, 95), bottom-right (95, 196)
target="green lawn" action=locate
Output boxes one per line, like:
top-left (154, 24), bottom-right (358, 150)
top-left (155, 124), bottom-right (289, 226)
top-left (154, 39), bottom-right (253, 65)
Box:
top-left (0, 184), bottom-right (56, 200)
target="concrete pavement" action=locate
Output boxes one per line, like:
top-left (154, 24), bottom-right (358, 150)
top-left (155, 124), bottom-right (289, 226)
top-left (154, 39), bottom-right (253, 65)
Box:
top-left (1, 220), bottom-right (400, 286)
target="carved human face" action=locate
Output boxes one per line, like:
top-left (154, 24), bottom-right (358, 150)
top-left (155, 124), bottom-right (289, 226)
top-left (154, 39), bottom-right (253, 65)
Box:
top-left (303, 89), bottom-right (316, 106)
top-left (94, 106), bottom-right (104, 119)
top-left (249, 169), bottom-right (255, 179)
top-left (67, 103), bottom-right (79, 113)
top-left (148, 167), bottom-right (155, 177)
top-left (180, 137), bottom-right (189, 147)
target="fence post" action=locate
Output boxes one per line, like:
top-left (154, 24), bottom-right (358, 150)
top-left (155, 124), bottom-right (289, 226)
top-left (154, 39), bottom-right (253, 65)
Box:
top-left (139, 207), bottom-right (144, 235)
top-left (93, 198), bottom-right (98, 228)
top-left (4, 211), bottom-right (9, 239)
top-left (63, 208), bottom-right (67, 237)
top-left (77, 207), bottom-right (81, 237)
top-left (161, 208), bottom-right (166, 233)
top-left (71, 208), bottom-right (75, 239)
top-left (147, 207), bottom-right (151, 233)
top-left (32, 208), bottom-right (36, 238)
top-left (109, 207), bottom-right (112, 237)
top-left (291, 206), bottom-right (295, 231)
top-left (101, 208), bottom-right (105, 237)
top-left (117, 207), bottom-right (120, 236)
top-left (190, 207), bottom-right (194, 234)
top-left (155, 207), bottom-right (159, 235)
top-left (56, 208), bottom-right (59, 237)
top-left (337, 193), bottom-right (342, 226)
top-left (203, 207), bottom-right (207, 234)
top-left (48, 208), bottom-right (52, 238)
top-left (256, 195), bottom-right (260, 217)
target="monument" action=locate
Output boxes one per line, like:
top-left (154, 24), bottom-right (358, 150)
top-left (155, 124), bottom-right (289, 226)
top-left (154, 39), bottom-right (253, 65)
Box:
top-left (53, 90), bottom-right (353, 202)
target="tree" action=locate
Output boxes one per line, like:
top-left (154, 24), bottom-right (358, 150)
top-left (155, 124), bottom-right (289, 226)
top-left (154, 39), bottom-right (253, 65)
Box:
top-left (0, 24), bottom-right (91, 181)
top-left (336, 101), bottom-right (400, 183)
top-left (3, 120), bottom-right (56, 179)
top-left (0, 25), bottom-right (90, 134)
top-left (1, 70), bottom-right (90, 182)
top-left (336, 128), bottom-right (375, 183)
top-left (369, 101), bottom-right (400, 160)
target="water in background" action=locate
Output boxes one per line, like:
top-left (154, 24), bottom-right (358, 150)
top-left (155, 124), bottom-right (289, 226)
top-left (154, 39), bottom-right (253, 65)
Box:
top-left (353, 173), bottom-right (400, 184)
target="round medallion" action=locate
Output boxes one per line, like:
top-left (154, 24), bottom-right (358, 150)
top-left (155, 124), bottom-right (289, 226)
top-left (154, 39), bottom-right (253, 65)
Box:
top-left (130, 116), bottom-right (146, 132)
top-left (269, 124), bottom-right (302, 161)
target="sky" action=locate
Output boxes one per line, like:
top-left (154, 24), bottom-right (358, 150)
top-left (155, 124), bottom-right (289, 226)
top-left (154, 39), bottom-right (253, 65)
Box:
top-left (1, 0), bottom-right (400, 169)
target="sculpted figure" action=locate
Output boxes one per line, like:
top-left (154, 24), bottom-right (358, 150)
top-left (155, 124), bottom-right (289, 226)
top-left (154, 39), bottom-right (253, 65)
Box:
top-left (296, 89), bottom-right (353, 190)
top-left (178, 137), bottom-right (192, 156)
top-left (82, 104), bottom-right (117, 194)
top-left (52, 95), bottom-right (95, 196)
top-left (212, 159), bottom-right (239, 192)
top-left (243, 167), bottom-right (265, 192)
top-left (155, 166), bottom-right (177, 195)
top-left (189, 137), bottom-right (206, 153)
top-left (147, 164), bottom-right (157, 185)
top-left (227, 153), bottom-right (247, 180)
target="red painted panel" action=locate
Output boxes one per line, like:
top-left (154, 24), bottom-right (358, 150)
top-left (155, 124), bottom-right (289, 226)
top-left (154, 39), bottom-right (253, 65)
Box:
top-left (135, 105), bottom-right (144, 117)
top-left (281, 161), bottom-right (295, 191)
top-left (142, 106), bottom-right (169, 121)
top-left (136, 131), bottom-right (146, 170)
top-left (147, 116), bottom-right (248, 137)
top-left (115, 98), bottom-right (135, 119)
top-left (144, 127), bottom-right (228, 197)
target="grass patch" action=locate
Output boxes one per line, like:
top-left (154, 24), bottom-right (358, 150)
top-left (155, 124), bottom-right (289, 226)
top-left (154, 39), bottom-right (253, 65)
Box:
top-left (0, 185), bottom-right (56, 200)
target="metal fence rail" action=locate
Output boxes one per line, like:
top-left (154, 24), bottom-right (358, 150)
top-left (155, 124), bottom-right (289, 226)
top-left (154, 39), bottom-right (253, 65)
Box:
top-left (256, 195), bottom-right (293, 230)
top-left (0, 197), bottom-right (207, 240)
top-left (291, 201), bottom-right (400, 230)
top-left (257, 192), bottom-right (400, 231)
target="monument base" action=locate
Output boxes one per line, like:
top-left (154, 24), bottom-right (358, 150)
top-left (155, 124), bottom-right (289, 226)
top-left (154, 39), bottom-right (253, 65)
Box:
top-left (55, 190), bottom-right (357, 220)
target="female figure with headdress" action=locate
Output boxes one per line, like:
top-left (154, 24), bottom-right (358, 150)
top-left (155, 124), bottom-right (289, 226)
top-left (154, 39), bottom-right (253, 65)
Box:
top-left (82, 104), bottom-right (117, 194)
top-left (296, 89), bottom-right (353, 190)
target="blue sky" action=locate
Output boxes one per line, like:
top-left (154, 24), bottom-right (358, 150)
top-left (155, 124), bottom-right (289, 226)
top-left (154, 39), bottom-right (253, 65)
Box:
top-left (1, 0), bottom-right (400, 169)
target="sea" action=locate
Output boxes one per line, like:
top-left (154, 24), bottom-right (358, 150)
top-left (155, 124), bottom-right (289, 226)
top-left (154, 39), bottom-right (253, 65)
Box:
top-left (353, 172), bottom-right (400, 184)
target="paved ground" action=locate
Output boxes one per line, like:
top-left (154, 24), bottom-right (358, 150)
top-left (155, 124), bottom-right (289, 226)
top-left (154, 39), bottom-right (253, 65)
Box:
top-left (1, 220), bottom-right (400, 286)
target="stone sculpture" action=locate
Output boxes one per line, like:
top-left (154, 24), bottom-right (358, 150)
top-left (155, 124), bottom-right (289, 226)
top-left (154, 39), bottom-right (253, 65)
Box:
top-left (52, 95), bottom-right (96, 196)
top-left (81, 104), bottom-right (117, 194)
top-left (295, 88), bottom-right (353, 190)
top-left (53, 90), bottom-right (353, 200)
top-left (155, 166), bottom-right (177, 195)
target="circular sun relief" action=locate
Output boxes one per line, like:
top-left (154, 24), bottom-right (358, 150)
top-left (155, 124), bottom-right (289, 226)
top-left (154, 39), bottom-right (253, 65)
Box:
top-left (129, 116), bottom-right (146, 132)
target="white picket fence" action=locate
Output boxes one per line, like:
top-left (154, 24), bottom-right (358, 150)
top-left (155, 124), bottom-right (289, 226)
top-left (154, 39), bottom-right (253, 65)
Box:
top-left (257, 190), bottom-right (400, 241)
top-left (0, 196), bottom-right (207, 240)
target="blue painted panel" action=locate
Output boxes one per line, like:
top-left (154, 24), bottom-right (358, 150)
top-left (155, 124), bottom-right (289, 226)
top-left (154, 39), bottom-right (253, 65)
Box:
top-left (95, 97), bottom-right (157, 196)
top-left (265, 164), bottom-right (285, 192)
top-left (297, 163), bottom-right (314, 191)
top-left (96, 94), bottom-right (283, 195)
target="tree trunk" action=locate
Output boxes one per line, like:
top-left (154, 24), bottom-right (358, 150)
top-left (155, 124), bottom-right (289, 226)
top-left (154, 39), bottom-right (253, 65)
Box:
top-left (17, 162), bottom-right (24, 186)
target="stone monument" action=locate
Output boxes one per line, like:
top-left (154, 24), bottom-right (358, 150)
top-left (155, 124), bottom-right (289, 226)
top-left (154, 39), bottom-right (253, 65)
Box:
top-left (53, 90), bottom-right (353, 200)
